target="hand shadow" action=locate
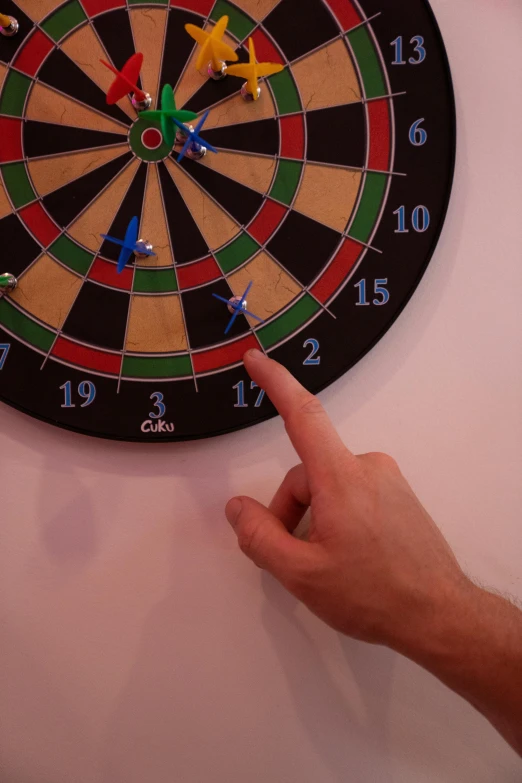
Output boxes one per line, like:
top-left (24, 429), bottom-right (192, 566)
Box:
top-left (260, 572), bottom-right (395, 783)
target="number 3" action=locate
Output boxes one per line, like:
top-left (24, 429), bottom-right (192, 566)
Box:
top-left (149, 392), bottom-right (166, 419)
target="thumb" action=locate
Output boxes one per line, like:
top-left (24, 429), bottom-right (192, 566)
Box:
top-left (226, 496), bottom-right (314, 582)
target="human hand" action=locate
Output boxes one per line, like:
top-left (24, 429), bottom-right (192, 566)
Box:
top-left (225, 349), bottom-right (470, 653)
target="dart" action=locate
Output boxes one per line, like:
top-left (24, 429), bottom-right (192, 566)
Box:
top-left (213, 282), bottom-right (265, 336)
top-left (227, 37), bottom-right (284, 101)
top-left (139, 84), bottom-right (198, 149)
top-left (0, 273), bottom-right (17, 293)
top-left (171, 110), bottom-right (217, 163)
top-left (101, 216), bottom-right (155, 274)
top-left (185, 15), bottom-right (238, 79)
top-left (100, 53), bottom-right (151, 111)
top-left (0, 12), bottom-right (18, 36)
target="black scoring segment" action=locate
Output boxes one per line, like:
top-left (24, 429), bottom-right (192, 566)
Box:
top-left (0, 0), bottom-right (33, 63)
top-left (23, 121), bottom-right (127, 159)
top-left (306, 104), bottom-right (366, 168)
top-left (0, 214), bottom-right (41, 277)
top-left (158, 162), bottom-right (208, 265)
top-left (38, 49), bottom-right (130, 126)
top-left (183, 47), bottom-right (250, 115)
top-left (202, 118), bottom-right (279, 157)
top-left (263, 0), bottom-right (339, 62)
top-left (267, 211), bottom-right (341, 287)
top-left (99, 163), bottom-right (148, 262)
top-left (94, 9), bottom-right (141, 89)
top-left (63, 281), bottom-right (129, 351)
top-left (182, 279), bottom-right (250, 350)
top-left (180, 158), bottom-right (263, 227)
top-left (43, 152), bottom-right (133, 229)
top-left (160, 8), bottom-right (206, 99)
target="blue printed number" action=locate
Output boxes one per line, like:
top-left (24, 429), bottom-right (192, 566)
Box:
top-left (355, 279), bottom-right (390, 306)
top-left (149, 392), bottom-right (166, 419)
top-left (391, 35), bottom-right (426, 65)
top-left (394, 205), bottom-right (430, 233)
top-left (0, 343), bottom-right (10, 370)
top-left (233, 380), bottom-right (265, 408)
top-left (303, 339), bottom-right (321, 366)
top-left (60, 380), bottom-right (96, 408)
top-left (409, 119), bottom-right (427, 146)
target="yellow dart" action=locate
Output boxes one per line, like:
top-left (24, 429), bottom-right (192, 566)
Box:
top-left (0, 11), bottom-right (17, 35)
top-left (227, 37), bottom-right (284, 101)
top-left (185, 15), bottom-right (238, 75)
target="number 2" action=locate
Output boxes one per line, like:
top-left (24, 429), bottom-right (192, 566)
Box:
top-left (0, 343), bottom-right (10, 370)
top-left (303, 339), bottom-right (321, 365)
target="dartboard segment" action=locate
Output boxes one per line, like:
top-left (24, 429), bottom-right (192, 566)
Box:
top-left (0, 0), bottom-right (455, 440)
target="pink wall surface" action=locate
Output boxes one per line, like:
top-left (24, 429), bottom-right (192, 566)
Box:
top-left (1, 1), bottom-right (521, 780)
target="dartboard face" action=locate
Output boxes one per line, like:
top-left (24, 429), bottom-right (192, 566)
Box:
top-left (0, 0), bottom-right (455, 441)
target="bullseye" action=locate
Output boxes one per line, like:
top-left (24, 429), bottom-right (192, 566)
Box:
top-left (141, 127), bottom-right (162, 150)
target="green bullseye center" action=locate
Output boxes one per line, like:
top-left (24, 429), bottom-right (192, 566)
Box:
top-left (129, 117), bottom-right (171, 162)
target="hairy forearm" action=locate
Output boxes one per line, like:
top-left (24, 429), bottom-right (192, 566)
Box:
top-left (397, 579), bottom-right (522, 756)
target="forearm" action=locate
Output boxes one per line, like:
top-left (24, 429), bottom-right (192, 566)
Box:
top-left (397, 579), bottom-right (522, 755)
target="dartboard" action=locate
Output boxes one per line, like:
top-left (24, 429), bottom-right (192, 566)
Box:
top-left (0, 0), bottom-right (455, 441)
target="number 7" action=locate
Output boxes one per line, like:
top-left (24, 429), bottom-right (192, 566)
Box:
top-left (251, 381), bottom-right (265, 408)
top-left (0, 343), bottom-right (11, 370)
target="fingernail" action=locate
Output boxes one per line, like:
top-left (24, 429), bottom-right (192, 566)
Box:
top-left (226, 498), bottom-right (242, 528)
top-left (245, 348), bottom-right (265, 361)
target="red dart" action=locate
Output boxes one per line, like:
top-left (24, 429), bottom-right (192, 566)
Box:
top-left (101, 53), bottom-right (146, 104)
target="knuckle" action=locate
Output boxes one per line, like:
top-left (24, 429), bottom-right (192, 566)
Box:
top-left (237, 521), bottom-right (265, 562)
top-left (285, 393), bottom-right (323, 430)
top-left (361, 451), bottom-right (400, 473)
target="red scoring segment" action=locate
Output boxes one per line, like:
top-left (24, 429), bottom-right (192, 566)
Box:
top-left (367, 99), bottom-right (391, 171)
top-left (311, 238), bottom-right (364, 304)
top-left (0, 117), bottom-right (22, 163)
top-left (80, 0), bottom-right (125, 15)
top-left (250, 28), bottom-right (284, 66)
top-left (19, 203), bottom-right (60, 247)
top-left (13, 29), bottom-right (54, 77)
top-left (88, 258), bottom-right (133, 290)
top-left (279, 114), bottom-right (305, 159)
top-left (52, 336), bottom-right (122, 375)
top-left (323, 0), bottom-right (362, 32)
top-left (193, 334), bottom-right (259, 375)
top-left (248, 200), bottom-right (287, 244)
top-left (177, 257), bottom-right (221, 290)
top-left (141, 128), bottom-right (163, 150)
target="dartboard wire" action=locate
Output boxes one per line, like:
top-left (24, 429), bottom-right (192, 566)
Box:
top-left (157, 161), bottom-right (199, 392)
top-left (7, 10), bottom-right (135, 128)
top-left (1, 66), bottom-right (131, 133)
top-left (78, 2), bottom-right (138, 118)
top-left (38, 158), bottom-right (144, 369)
top-left (361, 13), bottom-right (397, 249)
top-left (283, 12), bottom-right (382, 70)
top-left (17, 151), bottom-right (137, 268)
top-left (206, 146), bottom-right (406, 178)
top-left (171, 0), bottom-right (219, 102)
top-left (39, 248), bottom-right (103, 370)
top-left (171, 150), bottom-right (382, 270)
top-left (116, 265), bottom-right (137, 393)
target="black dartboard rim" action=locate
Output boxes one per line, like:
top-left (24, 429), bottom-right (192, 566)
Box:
top-left (0, 0), bottom-right (456, 441)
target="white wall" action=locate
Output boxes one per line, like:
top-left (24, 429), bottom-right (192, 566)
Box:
top-left (1, 1), bottom-right (521, 780)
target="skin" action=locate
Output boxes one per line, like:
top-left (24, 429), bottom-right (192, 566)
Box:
top-left (225, 349), bottom-right (522, 757)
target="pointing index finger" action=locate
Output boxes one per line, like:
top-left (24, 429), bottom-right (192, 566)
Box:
top-left (244, 350), bottom-right (352, 477)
